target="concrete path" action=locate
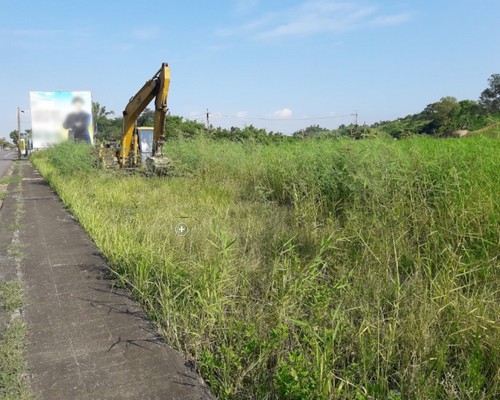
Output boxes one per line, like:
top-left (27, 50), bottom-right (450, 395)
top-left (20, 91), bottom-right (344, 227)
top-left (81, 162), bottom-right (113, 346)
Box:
top-left (17, 162), bottom-right (214, 400)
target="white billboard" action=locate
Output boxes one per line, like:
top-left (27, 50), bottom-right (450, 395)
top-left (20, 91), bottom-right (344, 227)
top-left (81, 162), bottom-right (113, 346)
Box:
top-left (30, 91), bottom-right (94, 149)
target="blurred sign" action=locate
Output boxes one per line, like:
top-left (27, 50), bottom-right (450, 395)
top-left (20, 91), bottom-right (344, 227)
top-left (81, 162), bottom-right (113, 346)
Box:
top-left (30, 91), bottom-right (94, 149)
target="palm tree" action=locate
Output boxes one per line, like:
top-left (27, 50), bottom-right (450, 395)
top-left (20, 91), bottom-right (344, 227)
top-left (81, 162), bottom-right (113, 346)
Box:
top-left (92, 102), bottom-right (115, 141)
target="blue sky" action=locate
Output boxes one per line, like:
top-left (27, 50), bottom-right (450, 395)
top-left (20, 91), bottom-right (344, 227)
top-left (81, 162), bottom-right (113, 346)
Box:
top-left (1, 0), bottom-right (499, 137)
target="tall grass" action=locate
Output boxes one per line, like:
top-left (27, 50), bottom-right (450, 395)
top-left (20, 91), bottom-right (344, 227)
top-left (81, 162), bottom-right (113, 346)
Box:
top-left (32, 137), bottom-right (499, 399)
top-left (39, 141), bottom-right (97, 176)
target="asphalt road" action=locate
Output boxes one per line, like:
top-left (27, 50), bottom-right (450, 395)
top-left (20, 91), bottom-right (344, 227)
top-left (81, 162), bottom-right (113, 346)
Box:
top-left (0, 149), bottom-right (16, 178)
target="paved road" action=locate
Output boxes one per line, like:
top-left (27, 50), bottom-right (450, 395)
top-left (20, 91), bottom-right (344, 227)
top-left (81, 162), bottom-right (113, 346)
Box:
top-left (0, 149), bottom-right (16, 178)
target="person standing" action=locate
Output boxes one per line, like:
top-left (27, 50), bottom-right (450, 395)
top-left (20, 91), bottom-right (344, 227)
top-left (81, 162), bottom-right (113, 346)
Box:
top-left (63, 97), bottom-right (91, 143)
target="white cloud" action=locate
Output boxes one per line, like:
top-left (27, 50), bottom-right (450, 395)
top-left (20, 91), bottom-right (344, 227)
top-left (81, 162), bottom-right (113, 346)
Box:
top-left (0, 28), bottom-right (62, 36)
top-left (218, 0), bottom-right (411, 40)
top-left (370, 14), bottom-right (412, 27)
top-left (235, 0), bottom-right (261, 15)
top-left (131, 28), bottom-right (160, 40)
top-left (217, 13), bottom-right (275, 37)
top-left (272, 108), bottom-right (293, 119)
top-left (0, 28), bottom-right (94, 51)
top-left (115, 43), bottom-right (134, 52)
top-left (205, 44), bottom-right (231, 53)
top-left (235, 111), bottom-right (248, 118)
top-left (0, 28), bottom-right (94, 40)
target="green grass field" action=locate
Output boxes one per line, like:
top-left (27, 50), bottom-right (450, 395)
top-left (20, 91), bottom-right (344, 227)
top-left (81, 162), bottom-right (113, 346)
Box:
top-left (32, 136), bottom-right (499, 399)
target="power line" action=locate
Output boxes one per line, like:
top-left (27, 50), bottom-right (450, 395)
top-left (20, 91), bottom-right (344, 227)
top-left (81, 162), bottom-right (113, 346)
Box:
top-left (258, 114), bottom-right (357, 121)
top-left (187, 111), bottom-right (358, 122)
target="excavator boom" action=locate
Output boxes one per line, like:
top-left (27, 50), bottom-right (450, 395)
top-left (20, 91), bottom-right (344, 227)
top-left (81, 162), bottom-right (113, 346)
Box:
top-left (119, 63), bottom-right (170, 167)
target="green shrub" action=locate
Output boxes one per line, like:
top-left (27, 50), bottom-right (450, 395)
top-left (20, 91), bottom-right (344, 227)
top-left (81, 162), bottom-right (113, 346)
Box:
top-left (32, 141), bottom-right (97, 175)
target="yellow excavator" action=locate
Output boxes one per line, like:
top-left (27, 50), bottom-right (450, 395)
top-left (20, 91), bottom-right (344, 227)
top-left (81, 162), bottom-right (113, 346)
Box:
top-left (100, 62), bottom-right (172, 174)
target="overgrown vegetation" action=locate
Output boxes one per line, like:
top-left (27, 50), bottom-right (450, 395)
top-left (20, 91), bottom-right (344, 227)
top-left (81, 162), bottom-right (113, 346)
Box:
top-left (32, 136), bottom-right (499, 399)
top-left (41, 140), bottom-right (97, 175)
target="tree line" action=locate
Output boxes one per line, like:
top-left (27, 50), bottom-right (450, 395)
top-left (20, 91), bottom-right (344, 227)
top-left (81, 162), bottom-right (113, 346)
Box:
top-left (93, 73), bottom-right (499, 142)
top-left (296, 74), bottom-right (500, 139)
top-left (5, 74), bottom-right (499, 146)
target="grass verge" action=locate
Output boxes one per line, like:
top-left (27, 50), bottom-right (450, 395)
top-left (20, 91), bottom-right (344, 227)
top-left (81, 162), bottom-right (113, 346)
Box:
top-left (0, 281), bottom-right (31, 400)
top-left (0, 176), bottom-right (21, 185)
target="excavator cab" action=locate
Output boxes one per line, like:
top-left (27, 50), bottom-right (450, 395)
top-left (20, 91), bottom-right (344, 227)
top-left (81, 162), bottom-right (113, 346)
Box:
top-left (138, 127), bottom-right (154, 164)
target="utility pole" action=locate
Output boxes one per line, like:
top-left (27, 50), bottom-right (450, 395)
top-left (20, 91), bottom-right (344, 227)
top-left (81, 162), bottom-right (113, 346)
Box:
top-left (354, 113), bottom-right (358, 126)
top-left (17, 107), bottom-right (24, 160)
top-left (206, 109), bottom-right (210, 129)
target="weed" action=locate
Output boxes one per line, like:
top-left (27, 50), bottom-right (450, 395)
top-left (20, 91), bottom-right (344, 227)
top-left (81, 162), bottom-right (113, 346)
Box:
top-left (0, 269), bottom-right (30, 399)
top-left (0, 281), bottom-right (23, 312)
top-left (9, 224), bottom-right (22, 232)
top-left (0, 318), bottom-right (32, 400)
top-left (6, 244), bottom-right (23, 261)
top-left (0, 176), bottom-right (21, 185)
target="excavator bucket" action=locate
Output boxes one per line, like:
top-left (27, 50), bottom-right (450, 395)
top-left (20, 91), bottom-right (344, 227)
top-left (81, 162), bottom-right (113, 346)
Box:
top-left (145, 155), bottom-right (173, 176)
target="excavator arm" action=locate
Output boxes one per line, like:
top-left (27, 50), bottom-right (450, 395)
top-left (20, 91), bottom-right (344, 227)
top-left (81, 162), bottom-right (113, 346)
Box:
top-left (119, 63), bottom-right (170, 167)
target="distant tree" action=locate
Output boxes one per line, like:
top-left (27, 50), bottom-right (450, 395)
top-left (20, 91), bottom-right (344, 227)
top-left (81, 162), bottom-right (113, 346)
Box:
top-left (9, 130), bottom-right (19, 145)
top-left (239, 125), bottom-right (268, 141)
top-left (92, 102), bottom-right (115, 140)
top-left (0, 137), bottom-right (11, 150)
top-left (423, 96), bottom-right (461, 133)
top-left (165, 115), bottom-right (207, 139)
top-left (164, 115), bottom-right (184, 138)
top-left (377, 120), bottom-right (407, 138)
top-left (105, 118), bottom-right (124, 141)
top-left (181, 119), bottom-right (206, 138)
top-left (137, 108), bottom-right (155, 127)
top-left (456, 100), bottom-right (485, 130)
top-left (479, 74), bottom-right (500, 113)
top-left (293, 125), bottom-right (329, 138)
